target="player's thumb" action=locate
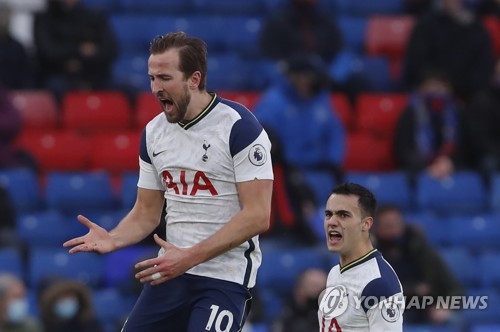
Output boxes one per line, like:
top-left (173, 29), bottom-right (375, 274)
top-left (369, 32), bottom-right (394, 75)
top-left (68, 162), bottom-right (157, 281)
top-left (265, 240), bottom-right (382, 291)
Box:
top-left (153, 233), bottom-right (171, 249)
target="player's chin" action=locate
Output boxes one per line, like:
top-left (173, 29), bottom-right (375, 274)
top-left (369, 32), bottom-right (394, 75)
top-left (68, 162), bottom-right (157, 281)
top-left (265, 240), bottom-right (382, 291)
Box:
top-left (326, 238), bottom-right (343, 252)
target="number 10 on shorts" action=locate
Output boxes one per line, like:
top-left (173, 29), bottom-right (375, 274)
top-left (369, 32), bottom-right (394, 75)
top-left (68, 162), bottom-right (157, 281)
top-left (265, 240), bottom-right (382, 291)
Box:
top-left (205, 304), bottom-right (234, 332)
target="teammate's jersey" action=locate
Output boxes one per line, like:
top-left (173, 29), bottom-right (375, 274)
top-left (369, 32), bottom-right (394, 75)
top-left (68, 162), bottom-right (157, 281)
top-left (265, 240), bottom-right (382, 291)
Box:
top-left (319, 249), bottom-right (404, 332)
top-left (137, 94), bottom-right (273, 288)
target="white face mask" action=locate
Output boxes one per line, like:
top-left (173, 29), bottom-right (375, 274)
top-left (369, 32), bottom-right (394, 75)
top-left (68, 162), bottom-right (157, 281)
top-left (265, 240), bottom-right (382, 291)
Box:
top-left (54, 297), bottom-right (79, 320)
top-left (7, 298), bottom-right (28, 323)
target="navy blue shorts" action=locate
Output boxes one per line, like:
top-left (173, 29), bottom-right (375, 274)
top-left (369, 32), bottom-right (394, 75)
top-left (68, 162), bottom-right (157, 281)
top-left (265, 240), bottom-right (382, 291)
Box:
top-left (121, 273), bottom-right (253, 332)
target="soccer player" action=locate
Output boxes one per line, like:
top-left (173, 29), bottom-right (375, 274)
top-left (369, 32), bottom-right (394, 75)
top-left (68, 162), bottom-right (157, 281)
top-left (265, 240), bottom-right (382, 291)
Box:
top-left (63, 31), bottom-right (274, 332)
top-left (318, 183), bottom-right (404, 331)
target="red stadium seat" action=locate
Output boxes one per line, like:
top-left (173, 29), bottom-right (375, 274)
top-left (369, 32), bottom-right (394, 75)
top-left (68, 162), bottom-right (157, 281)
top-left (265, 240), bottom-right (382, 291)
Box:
top-left (61, 91), bottom-right (132, 133)
top-left (217, 91), bottom-right (262, 111)
top-left (365, 15), bottom-right (415, 59)
top-left (483, 15), bottom-right (500, 58)
top-left (9, 90), bottom-right (58, 130)
top-left (343, 132), bottom-right (395, 172)
top-left (14, 130), bottom-right (90, 172)
top-left (331, 93), bottom-right (354, 131)
top-left (135, 92), bottom-right (162, 129)
top-left (89, 131), bottom-right (141, 174)
top-left (354, 93), bottom-right (408, 139)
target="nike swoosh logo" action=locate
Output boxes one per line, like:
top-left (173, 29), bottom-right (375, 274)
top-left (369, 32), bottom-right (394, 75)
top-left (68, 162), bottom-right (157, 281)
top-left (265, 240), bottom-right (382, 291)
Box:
top-left (152, 150), bottom-right (166, 157)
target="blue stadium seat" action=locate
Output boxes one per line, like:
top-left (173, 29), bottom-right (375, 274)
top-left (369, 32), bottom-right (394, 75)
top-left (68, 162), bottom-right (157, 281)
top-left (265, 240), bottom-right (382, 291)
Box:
top-left (28, 247), bottom-right (106, 288)
top-left (0, 248), bottom-right (24, 278)
top-left (257, 287), bottom-right (284, 324)
top-left (439, 247), bottom-right (480, 288)
top-left (337, 16), bottom-right (368, 53)
top-left (81, 0), bottom-right (119, 12)
top-left (491, 173), bottom-right (500, 214)
top-left (416, 172), bottom-right (488, 216)
top-left (45, 171), bottom-right (116, 214)
top-left (0, 168), bottom-right (41, 211)
top-left (120, 0), bottom-right (193, 14)
top-left (93, 288), bottom-right (135, 330)
top-left (17, 210), bottom-right (87, 247)
top-left (345, 171), bottom-right (413, 210)
top-left (110, 14), bottom-right (159, 53)
top-left (302, 170), bottom-right (337, 207)
top-left (479, 252), bottom-right (500, 289)
top-left (121, 172), bottom-right (139, 209)
top-left (404, 325), bottom-right (460, 332)
top-left (404, 212), bottom-right (449, 246)
top-left (257, 246), bottom-right (328, 297)
top-left (104, 246), bottom-right (157, 289)
top-left (192, 0), bottom-right (266, 15)
top-left (462, 288), bottom-right (500, 325)
top-left (358, 55), bottom-right (393, 91)
top-left (448, 214), bottom-right (500, 250)
top-left (333, 0), bottom-right (405, 16)
top-left (471, 324), bottom-right (500, 332)
top-left (112, 52), bottom-right (150, 92)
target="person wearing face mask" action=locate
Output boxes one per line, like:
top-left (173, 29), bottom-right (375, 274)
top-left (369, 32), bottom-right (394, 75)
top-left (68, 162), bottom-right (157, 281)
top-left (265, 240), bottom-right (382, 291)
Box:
top-left (37, 278), bottom-right (103, 332)
top-left (373, 204), bottom-right (464, 325)
top-left (0, 274), bottom-right (41, 332)
top-left (401, 0), bottom-right (495, 102)
top-left (271, 268), bottom-right (327, 332)
top-left (393, 71), bottom-right (477, 180)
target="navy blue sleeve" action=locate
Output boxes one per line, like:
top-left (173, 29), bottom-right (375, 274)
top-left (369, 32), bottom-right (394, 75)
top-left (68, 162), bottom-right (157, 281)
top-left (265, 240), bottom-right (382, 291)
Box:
top-left (139, 128), bottom-right (151, 163)
top-left (223, 99), bottom-right (264, 157)
top-left (361, 260), bottom-right (402, 312)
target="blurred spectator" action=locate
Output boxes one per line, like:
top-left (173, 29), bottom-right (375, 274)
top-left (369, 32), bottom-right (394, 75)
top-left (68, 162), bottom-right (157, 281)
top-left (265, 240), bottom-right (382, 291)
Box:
top-left (393, 70), bottom-right (477, 179)
top-left (402, 0), bottom-right (495, 101)
top-left (253, 53), bottom-right (346, 184)
top-left (373, 204), bottom-right (464, 325)
top-left (259, 0), bottom-right (343, 64)
top-left (404, 0), bottom-right (436, 16)
top-left (476, 0), bottom-right (500, 15)
top-left (0, 4), bottom-right (33, 89)
top-left (465, 58), bottom-right (500, 178)
top-left (33, 0), bottom-right (118, 101)
top-left (0, 84), bottom-right (37, 172)
top-left (0, 184), bottom-right (20, 249)
top-left (38, 278), bottom-right (104, 332)
top-left (0, 273), bottom-right (42, 332)
top-left (271, 268), bottom-right (327, 332)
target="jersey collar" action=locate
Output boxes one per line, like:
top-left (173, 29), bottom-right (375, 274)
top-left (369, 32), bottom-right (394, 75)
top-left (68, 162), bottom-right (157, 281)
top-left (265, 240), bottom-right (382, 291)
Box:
top-left (178, 93), bottom-right (218, 130)
top-left (340, 249), bottom-right (379, 274)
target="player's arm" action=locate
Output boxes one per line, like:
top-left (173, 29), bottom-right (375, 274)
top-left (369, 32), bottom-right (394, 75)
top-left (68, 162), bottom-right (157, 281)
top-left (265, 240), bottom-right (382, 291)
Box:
top-left (367, 294), bottom-right (404, 331)
top-left (64, 187), bottom-right (165, 254)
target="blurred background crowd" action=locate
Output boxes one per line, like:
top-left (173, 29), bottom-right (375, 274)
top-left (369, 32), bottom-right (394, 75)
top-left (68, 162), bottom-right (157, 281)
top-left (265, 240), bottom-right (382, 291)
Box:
top-left (0, 0), bottom-right (499, 331)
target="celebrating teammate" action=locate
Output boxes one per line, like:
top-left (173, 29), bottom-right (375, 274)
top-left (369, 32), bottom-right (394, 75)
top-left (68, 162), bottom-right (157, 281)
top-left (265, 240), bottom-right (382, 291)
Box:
top-left (63, 31), bottom-right (274, 332)
top-left (319, 183), bottom-right (404, 331)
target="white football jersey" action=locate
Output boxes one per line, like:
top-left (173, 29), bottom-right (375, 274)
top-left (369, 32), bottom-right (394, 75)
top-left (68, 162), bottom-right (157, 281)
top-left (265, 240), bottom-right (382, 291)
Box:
top-left (137, 94), bottom-right (273, 288)
top-left (319, 249), bottom-right (404, 331)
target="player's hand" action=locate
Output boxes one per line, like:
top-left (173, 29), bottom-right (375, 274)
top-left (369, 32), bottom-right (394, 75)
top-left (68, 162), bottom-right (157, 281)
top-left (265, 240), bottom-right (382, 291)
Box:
top-left (63, 215), bottom-right (116, 254)
top-left (134, 234), bottom-right (192, 286)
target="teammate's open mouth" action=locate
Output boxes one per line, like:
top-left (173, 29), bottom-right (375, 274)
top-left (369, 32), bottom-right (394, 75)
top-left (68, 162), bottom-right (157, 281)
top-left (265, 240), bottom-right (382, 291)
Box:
top-left (329, 230), bottom-right (342, 240)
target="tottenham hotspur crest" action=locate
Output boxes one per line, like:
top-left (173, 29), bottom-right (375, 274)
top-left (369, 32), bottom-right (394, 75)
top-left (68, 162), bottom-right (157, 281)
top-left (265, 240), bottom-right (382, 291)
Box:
top-left (202, 141), bottom-right (210, 162)
top-left (248, 144), bottom-right (267, 166)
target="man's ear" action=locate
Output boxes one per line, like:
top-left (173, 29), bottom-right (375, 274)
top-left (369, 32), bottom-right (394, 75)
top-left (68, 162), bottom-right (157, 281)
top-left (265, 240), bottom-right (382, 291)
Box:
top-left (362, 217), bottom-right (373, 232)
top-left (189, 71), bottom-right (202, 89)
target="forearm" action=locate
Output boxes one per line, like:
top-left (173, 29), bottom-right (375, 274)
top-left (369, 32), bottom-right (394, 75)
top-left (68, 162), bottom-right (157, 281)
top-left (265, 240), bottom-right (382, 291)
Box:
top-left (109, 208), bottom-right (162, 250)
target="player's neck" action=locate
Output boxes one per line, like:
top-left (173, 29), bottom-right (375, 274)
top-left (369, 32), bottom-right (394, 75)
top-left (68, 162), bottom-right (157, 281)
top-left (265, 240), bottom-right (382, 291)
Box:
top-left (185, 90), bottom-right (214, 121)
top-left (339, 242), bottom-right (374, 268)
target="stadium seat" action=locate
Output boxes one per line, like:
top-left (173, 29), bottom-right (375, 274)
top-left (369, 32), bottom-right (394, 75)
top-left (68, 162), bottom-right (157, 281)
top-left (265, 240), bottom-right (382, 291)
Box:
top-left (17, 210), bottom-right (87, 247)
top-left (89, 131), bottom-right (141, 174)
top-left (331, 93), bottom-right (354, 131)
top-left (92, 288), bottom-right (134, 330)
top-left (439, 247), bottom-right (480, 288)
top-left (336, 16), bottom-right (368, 53)
top-left (120, 0), bottom-right (193, 14)
top-left (345, 171), bottom-right (413, 210)
top-left (0, 248), bottom-right (24, 278)
top-left (104, 246), bottom-right (158, 289)
top-left (448, 214), bottom-right (500, 251)
top-left (343, 132), bottom-right (396, 171)
top-left (257, 287), bottom-right (284, 324)
top-left (28, 247), bottom-right (106, 288)
top-left (257, 246), bottom-right (328, 297)
top-left (110, 14), bottom-right (158, 53)
top-left (61, 91), bottom-right (132, 133)
top-left (354, 93), bottom-right (408, 139)
top-left (404, 325), bottom-right (460, 332)
top-left (113, 52), bottom-right (150, 92)
top-left (9, 90), bottom-right (58, 130)
top-left (491, 173), bottom-right (500, 214)
top-left (415, 172), bottom-right (488, 216)
top-left (120, 172), bottom-right (139, 209)
top-left (302, 170), bottom-right (338, 206)
top-left (365, 16), bottom-right (415, 60)
top-left (471, 324), bottom-right (500, 332)
top-left (217, 91), bottom-right (262, 111)
top-left (333, 0), bottom-right (405, 16)
top-left (14, 130), bottom-right (91, 172)
top-left (483, 16), bottom-right (500, 58)
top-left (81, 0), bottom-right (119, 13)
top-left (45, 171), bottom-right (116, 214)
top-left (0, 168), bottom-right (41, 211)
top-left (403, 212), bottom-right (449, 247)
top-left (479, 252), bottom-right (500, 289)
top-left (135, 92), bottom-right (161, 128)
top-left (192, 0), bottom-right (265, 15)
top-left (352, 56), bottom-right (394, 92)
top-left (462, 288), bottom-right (500, 325)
